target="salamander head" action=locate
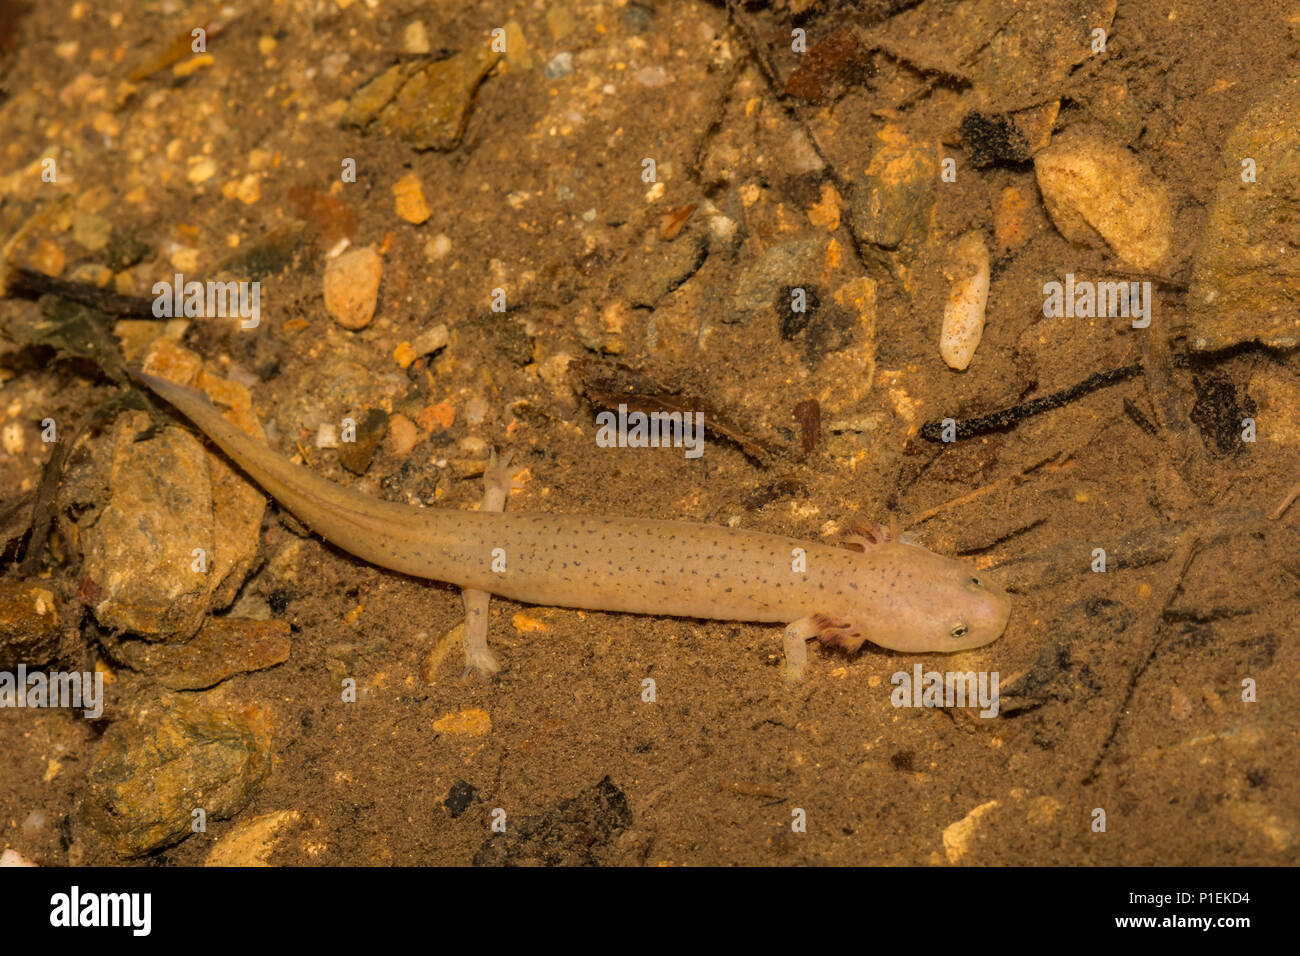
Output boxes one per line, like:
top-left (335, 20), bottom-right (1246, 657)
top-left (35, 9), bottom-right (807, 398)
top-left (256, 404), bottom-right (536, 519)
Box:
top-left (899, 562), bottom-right (1012, 652)
top-left (816, 543), bottom-right (1012, 654)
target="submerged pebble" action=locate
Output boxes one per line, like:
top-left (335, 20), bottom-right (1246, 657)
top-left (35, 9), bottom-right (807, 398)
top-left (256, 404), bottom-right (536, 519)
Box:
top-left (545, 52), bottom-right (573, 79)
top-left (1034, 126), bottom-right (1172, 271)
top-left (392, 172), bottom-right (431, 224)
top-left (324, 247), bottom-right (382, 330)
top-left (85, 692), bottom-right (273, 856)
top-left (342, 44), bottom-right (501, 151)
top-left (939, 232), bottom-right (991, 371)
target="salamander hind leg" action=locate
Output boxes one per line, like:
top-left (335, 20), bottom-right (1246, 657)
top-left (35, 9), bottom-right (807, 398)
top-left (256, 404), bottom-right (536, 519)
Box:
top-left (481, 447), bottom-right (521, 512)
top-left (460, 448), bottom-right (521, 677)
top-left (462, 588), bottom-right (500, 676)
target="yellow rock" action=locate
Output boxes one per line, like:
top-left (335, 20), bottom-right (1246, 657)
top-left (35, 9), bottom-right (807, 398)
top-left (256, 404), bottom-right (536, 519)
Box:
top-left (433, 708), bottom-right (492, 737)
top-left (402, 22), bottom-right (429, 55)
top-left (392, 172), bottom-right (431, 225)
top-left (393, 341), bottom-right (418, 368)
top-left (31, 239), bottom-right (66, 277)
top-left (205, 810), bottom-right (301, 866)
top-left (173, 54), bottom-right (214, 78)
top-left (234, 173), bottom-right (261, 205)
top-left (942, 799), bottom-right (999, 863)
top-left (1, 422), bottom-right (24, 455)
top-left (502, 20), bottom-right (532, 70)
top-left (807, 184), bottom-right (841, 231)
top-left (187, 156), bottom-right (218, 184)
top-left (994, 185), bottom-right (1034, 254)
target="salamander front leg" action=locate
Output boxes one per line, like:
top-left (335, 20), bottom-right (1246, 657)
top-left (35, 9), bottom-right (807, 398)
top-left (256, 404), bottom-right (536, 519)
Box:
top-left (782, 616), bottom-right (821, 682)
top-left (461, 449), bottom-right (520, 677)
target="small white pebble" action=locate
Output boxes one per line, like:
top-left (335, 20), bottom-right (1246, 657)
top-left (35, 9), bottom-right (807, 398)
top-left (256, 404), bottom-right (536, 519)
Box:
top-left (634, 66), bottom-right (669, 87)
top-left (225, 364), bottom-right (259, 388)
top-left (425, 234), bottom-right (452, 260)
top-left (315, 423), bottom-right (339, 449)
top-left (545, 52), bottom-right (573, 78)
top-left (464, 396), bottom-right (489, 426)
top-left (321, 52), bottom-right (349, 79)
top-left (708, 215), bottom-right (737, 243)
top-left (403, 21), bottom-right (430, 54)
top-left (187, 156), bottom-right (218, 184)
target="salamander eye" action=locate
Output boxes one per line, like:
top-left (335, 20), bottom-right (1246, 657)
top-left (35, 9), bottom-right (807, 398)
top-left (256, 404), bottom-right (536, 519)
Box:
top-left (969, 577), bottom-right (981, 587)
top-left (949, 623), bottom-right (969, 640)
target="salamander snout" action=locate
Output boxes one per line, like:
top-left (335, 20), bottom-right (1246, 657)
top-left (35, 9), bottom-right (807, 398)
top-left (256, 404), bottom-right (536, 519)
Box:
top-left (940, 574), bottom-right (1011, 650)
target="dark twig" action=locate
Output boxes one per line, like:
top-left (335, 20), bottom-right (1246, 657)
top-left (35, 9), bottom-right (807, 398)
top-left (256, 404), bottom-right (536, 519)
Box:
top-left (7, 267), bottom-right (156, 317)
top-left (920, 362), bottom-right (1144, 441)
top-left (1121, 397), bottom-right (1157, 435)
top-left (1143, 307), bottom-right (1205, 489)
